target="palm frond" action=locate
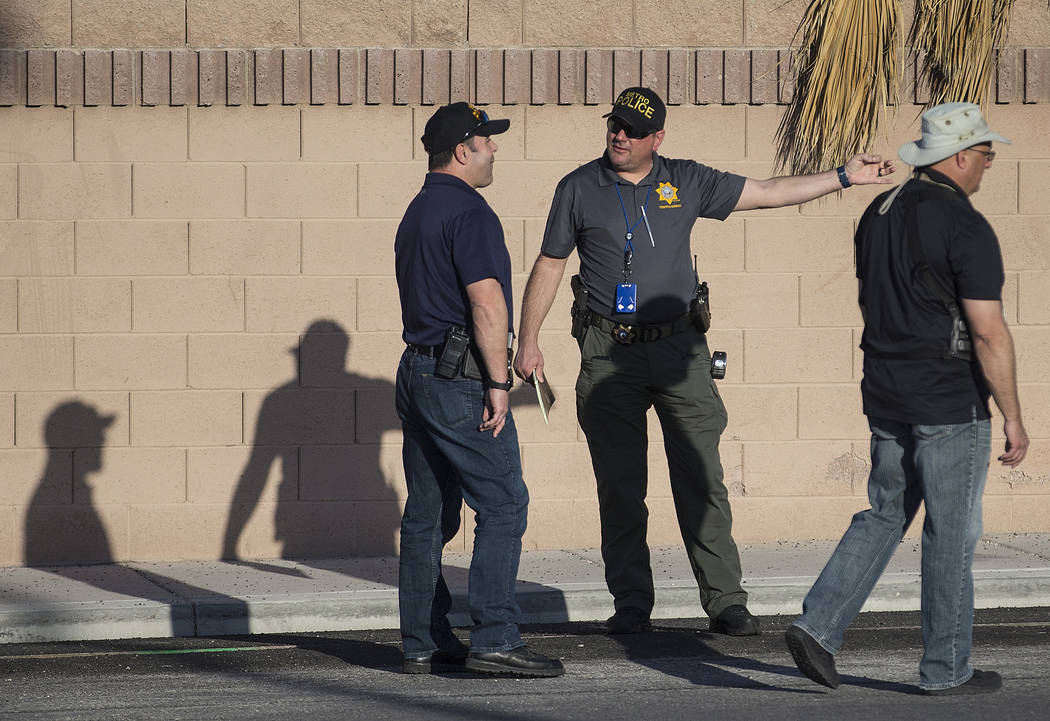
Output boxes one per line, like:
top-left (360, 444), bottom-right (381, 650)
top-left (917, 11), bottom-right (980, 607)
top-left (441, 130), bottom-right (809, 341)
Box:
top-left (909, 0), bottom-right (1015, 108)
top-left (774, 0), bottom-right (902, 176)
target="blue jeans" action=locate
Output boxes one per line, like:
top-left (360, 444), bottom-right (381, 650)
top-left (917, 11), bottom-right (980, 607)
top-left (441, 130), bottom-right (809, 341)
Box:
top-left (794, 410), bottom-right (991, 690)
top-left (395, 349), bottom-right (528, 656)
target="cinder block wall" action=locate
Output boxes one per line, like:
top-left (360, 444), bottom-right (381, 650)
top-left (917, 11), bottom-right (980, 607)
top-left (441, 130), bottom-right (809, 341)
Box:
top-left (0, 1), bottom-right (1048, 566)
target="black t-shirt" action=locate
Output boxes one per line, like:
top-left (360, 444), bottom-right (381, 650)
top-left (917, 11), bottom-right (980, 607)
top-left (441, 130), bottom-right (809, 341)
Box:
top-left (395, 173), bottom-right (513, 347)
top-left (855, 170), bottom-right (1004, 424)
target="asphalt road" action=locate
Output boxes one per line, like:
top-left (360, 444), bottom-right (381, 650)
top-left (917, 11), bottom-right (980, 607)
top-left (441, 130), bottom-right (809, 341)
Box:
top-left (1, 609), bottom-right (1047, 721)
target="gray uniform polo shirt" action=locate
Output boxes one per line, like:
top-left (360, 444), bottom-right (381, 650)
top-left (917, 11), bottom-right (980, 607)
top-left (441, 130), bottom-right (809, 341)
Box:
top-left (540, 153), bottom-right (746, 324)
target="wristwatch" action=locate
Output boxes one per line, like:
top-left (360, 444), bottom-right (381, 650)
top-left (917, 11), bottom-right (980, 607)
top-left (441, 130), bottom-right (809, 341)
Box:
top-left (484, 378), bottom-right (513, 391)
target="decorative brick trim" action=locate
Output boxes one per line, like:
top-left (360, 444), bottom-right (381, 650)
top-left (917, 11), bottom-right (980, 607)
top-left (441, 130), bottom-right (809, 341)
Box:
top-left (1, 47), bottom-right (1048, 107)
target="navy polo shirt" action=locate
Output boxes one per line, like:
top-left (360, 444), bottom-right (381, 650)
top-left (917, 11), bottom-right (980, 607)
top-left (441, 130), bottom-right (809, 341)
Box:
top-left (541, 153), bottom-right (745, 324)
top-left (395, 172), bottom-right (513, 347)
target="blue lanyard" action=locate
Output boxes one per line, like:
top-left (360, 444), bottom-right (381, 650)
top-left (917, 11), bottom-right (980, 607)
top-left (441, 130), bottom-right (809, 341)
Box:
top-left (614, 183), bottom-right (651, 282)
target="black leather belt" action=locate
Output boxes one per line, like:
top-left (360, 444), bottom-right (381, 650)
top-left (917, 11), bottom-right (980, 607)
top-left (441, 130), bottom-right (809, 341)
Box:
top-left (587, 311), bottom-right (694, 345)
top-left (406, 342), bottom-right (443, 357)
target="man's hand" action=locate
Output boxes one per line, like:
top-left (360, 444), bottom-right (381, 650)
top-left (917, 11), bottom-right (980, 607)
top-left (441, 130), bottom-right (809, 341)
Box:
top-left (513, 340), bottom-right (545, 382)
top-left (999, 417), bottom-right (1029, 467)
top-left (844, 153), bottom-right (896, 185)
top-left (480, 388), bottom-right (509, 437)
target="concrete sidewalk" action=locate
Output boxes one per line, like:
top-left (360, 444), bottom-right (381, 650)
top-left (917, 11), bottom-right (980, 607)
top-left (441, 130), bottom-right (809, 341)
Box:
top-left (1, 534), bottom-right (1048, 645)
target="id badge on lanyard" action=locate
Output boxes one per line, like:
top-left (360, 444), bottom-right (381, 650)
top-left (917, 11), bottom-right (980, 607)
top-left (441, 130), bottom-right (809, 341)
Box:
top-left (613, 183), bottom-right (651, 314)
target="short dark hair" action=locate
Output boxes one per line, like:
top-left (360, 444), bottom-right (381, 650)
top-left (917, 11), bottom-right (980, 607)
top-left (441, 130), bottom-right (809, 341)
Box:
top-left (427, 135), bottom-right (478, 171)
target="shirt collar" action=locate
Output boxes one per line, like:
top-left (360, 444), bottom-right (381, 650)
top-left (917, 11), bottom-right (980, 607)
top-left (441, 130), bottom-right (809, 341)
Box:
top-left (423, 171), bottom-right (481, 195)
top-left (597, 152), bottom-right (667, 187)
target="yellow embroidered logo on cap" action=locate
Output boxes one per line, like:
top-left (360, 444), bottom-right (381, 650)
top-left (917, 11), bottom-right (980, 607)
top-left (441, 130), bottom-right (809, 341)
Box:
top-left (657, 182), bottom-right (681, 208)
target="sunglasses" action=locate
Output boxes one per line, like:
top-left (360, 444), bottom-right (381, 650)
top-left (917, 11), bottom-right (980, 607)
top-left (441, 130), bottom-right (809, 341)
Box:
top-left (461, 109), bottom-right (490, 142)
top-left (967, 147), bottom-right (996, 163)
top-left (607, 117), bottom-right (652, 140)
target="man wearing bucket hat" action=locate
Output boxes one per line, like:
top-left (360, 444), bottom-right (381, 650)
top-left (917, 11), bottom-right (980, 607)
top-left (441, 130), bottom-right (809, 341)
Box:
top-left (513, 86), bottom-right (896, 638)
top-left (395, 102), bottom-right (563, 678)
top-left (785, 102), bottom-right (1028, 695)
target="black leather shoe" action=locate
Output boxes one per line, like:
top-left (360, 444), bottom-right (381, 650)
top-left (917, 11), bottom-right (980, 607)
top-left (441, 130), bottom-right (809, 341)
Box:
top-left (710, 605), bottom-right (761, 636)
top-left (465, 645), bottom-right (565, 677)
top-left (402, 643), bottom-right (469, 674)
top-left (605, 607), bottom-right (652, 634)
top-left (785, 625), bottom-right (839, 689)
top-left (922, 669), bottom-right (1002, 696)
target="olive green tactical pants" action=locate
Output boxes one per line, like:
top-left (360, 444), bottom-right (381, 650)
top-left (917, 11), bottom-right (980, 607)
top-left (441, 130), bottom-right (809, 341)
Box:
top-left (575, 323), bottom-right (747, 618)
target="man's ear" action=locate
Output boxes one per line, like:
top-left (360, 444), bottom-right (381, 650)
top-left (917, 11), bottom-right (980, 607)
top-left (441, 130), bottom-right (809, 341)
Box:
top-left (651, 129), bottom-right (665, 153)
top-left (453, 141), bottom-right (470, 166)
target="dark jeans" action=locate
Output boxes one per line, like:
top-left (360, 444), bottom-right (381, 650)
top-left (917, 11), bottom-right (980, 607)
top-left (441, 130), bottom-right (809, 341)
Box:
top-left (575, 324), bottom-right (746, 618)
top-left (795, 411), bottom-right (991, 690)
top-left (396, 349), bottom-right (528, 656)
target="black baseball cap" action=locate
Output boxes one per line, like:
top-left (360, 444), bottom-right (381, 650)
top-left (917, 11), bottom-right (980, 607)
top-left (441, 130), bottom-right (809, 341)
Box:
top-left (603, 87), bottom-right (666, 135)
top-left (421, 102), bottom-right (510, 155)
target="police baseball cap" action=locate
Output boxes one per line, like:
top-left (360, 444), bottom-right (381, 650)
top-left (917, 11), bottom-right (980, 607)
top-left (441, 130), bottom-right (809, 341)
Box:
top-left (603, 87), bottom-right (666, 135)
top-left (421, 102), bottom-right (510, 155)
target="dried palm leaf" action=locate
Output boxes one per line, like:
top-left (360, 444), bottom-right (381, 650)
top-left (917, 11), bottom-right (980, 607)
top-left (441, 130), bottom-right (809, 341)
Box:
top-left (775, 0), bottom-right (902, 177)
top-left (909, 0), bottom-right (1015, 108)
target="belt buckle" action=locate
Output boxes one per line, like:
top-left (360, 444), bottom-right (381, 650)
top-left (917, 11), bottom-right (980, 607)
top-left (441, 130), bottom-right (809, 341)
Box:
top-left (611, 323), bottom-right (636, 345)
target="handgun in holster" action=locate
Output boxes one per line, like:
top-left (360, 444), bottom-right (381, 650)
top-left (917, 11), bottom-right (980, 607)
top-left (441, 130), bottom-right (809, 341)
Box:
top-left (570, 274), bottom-right (590, 341)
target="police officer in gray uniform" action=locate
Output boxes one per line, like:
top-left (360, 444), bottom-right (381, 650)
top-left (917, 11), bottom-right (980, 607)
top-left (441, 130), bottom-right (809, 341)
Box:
top-left (514, 87), bottom-right (895, 636)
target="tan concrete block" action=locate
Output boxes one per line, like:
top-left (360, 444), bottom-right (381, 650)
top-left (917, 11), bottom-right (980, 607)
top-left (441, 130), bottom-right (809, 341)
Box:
top-left (131, 390), bottom-right (242, 446)
top-left (244, 278), bottom-right (355, 333)
top-left (0, 393), bottom-right (11, 447)
top-left (296, 323), bottom-right (388, 389)
top-left (243, 388), bottom-right (355, 445)
top-left (800, 272), bottom-right (863, 327)
top-left (76, 334), bottom-right (186, 390)
top-left (986, 440), bottom-right (1050, 496)
top-left (523, 105), bottom-right (612, 162)
top-left (357, 162), bottom-right (429, 219)
top-left (189, 106), bottom-right (300, 162)
top-left (480, 161), bottom-right (580, 219)
top-left (356, 277), bottom-right (400, 333)
top-left (468, 0), bottom-right (523, 46)
top-left (0, 279), bottom-right (14, 332)
top-left (502, 218), bottom-right (526, 273)
top-left (1007, 1), bottom-right (1050, 46)
top-left (744, 105), bottom-right (786, 165)
top-left (76, 220), bottom-right (188, 276)
top-left (0, 448), bottom-right (68, 507)
top-left (658, 106), bottom-right (747, 163)
top-left (0, 164), bottom-right (15, 218)
top-left (73, 0), bottom-right (184, 47)
top-left (19, 164), bottom-right (131, 220)
top-left (14, 392), bottom-right (129, 449)
top-left (188, 0), bottom-right (299, 46)
top-left (798, 384), bottom-right (869, 441)
top-left (570, 497), bottom-right (601, 547)
top-left (76, 448), bottom-right (185, 505)
top-left (302, 220), bottom-right (398, 275)
top-left (336, 332), bottom-right (403, 383)
top-left (1002, 272), bottom-right (1019, 325)
top-left (302, 106), bottom-right (413, 162)
top-left (0, 506), bottom-right (13, 564)
top-left (133, 163), bottom-right (245, 219)
top-left (984, 104), bottom-right (1050, 161)
top-left (731, 495), bottom-right (868, 542)
top-left (189, 220), bottom-right (300, 275)
top-left (705, 273), bottom-right (799, 329)
top-left (989, 215), bottom-right (1050, 271)
top-left (127, 503), bottom-right (229, 560)
top-left (981, 494), bottom-right (1013, 533)
top-left (1019, 271), bottom-right (1050, 325)
top-left (969, 160), bottom-right (1018, 216)
top-left (0, 222), bottom-right (73, 277)
top-left (0, 0), bottom-right (70, 47)
top-left (246, 164), bottom-right (357, 219)
top-left (0, 108), bottom-right (71, 162)
top-left (188, 445), bottom-right (297, 504)
top-left (524, 0), bottom-right (632, 45)
top-left (189, 333), bottom-right (298, 390)
top-left (521, 497), bottom-right (577, 550)
top-left (299, 444), bottom-right (403, 503)
top-left (1013, 327), bottom-right (1050, 384)
top-left (19, 504), bottom-right (129, 564)
top-left (1013, 494), bottom-right (1050, 533)
top-left (75, 107), bottom-right (188, 162)
top-left (721, 384), bottom-right (796, 441)
top-left (745, 0), bottom-right (809, 45)
top-left (745, 329), bottom-right (853, 383)
top-left (637, 0), bottom-right (743, 46)
top-left (509, 381), bottom-right (580, 443)
top-left (1018, 161), bottom-right (1050, 215)
top-left (0, 336), bottom-right (72, 391)
top-left (300, 0), bottom-right (410, 45)
top-left (520, 442), bottom-right (596, 500)
top-left (355, 388), bottom-right (401, 444)
top-left (744, 441), bottom-right (859, 497)
top-left (133, 277), bottom-right (244, 332)
top-left (19, 278), bottom-right (130, 333)
top-left (745, 217), bottom-right (854, 272)
top-left (414, 0), bottom-right (467, 45)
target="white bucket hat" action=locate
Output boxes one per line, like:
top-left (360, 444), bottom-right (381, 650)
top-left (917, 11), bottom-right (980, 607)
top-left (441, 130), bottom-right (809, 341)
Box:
top-left (898, 102), bottom-right (1011, 167)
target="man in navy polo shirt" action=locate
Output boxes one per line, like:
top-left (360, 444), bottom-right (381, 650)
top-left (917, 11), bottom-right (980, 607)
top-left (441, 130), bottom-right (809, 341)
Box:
top-left (394, 102), bottom-right (563, 678)
top-left (514, 87), bottom-right (896, 638)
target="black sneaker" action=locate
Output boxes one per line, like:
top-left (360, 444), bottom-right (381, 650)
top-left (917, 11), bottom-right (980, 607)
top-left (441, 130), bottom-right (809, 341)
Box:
top-left (710, 605), bottom-right (761, 636)
top-left (402, 642), bottom-right (469, 674)
top-left (605, 607), bottom-right (652, 634)
top-left (465, 645), bottom-right (565, 677)
top-left (922, 669), bottom-right (1002, 696)
top-left (785, 624), bottom-right (839, 689)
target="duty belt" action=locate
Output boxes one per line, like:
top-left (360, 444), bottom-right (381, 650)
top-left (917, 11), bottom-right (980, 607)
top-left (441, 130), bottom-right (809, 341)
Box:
top-left (406, 342), bottom-right (443, 357)
top-left (586, 311), bottom-right (693, 345)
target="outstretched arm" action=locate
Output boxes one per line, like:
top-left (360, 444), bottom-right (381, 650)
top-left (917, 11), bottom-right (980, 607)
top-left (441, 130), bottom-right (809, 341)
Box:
top-left (513, 253), bottom-right (570, 382)
top-left (734, 153), bottom-right (896, 211)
